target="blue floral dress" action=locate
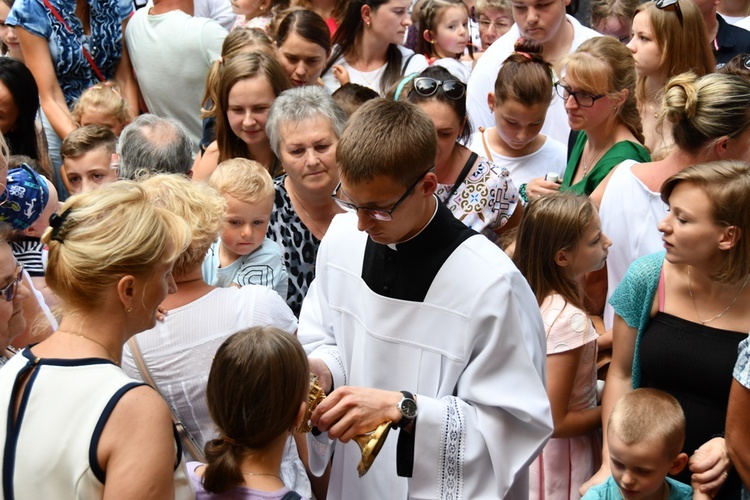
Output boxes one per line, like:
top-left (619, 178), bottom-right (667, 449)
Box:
top-left (8, 0), bottom-right (132, 107)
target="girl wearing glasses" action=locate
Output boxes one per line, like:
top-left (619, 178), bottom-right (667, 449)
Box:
top-left (0, 181), bottom-right (195, 498)
top-left (401, 65), bottom-right (522, 237)
top-left (321, 0), bottom-right (428, 95)
top-left (527, 36), bottom-right (650, 199)
top-left (627, 0), bottom-right (713, 159)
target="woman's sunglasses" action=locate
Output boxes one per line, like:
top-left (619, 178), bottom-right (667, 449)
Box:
top-left (654, 0), bottom-right (683, 27)
top-left (412, 77), bottom-right (466, 100)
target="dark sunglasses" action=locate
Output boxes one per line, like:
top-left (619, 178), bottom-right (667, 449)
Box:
top-left (654, 0), bottom-right (683, 27)
top-left (412, 77), bottom-right (466, 100)
top-left (0, 265), bottom-right (23, 302)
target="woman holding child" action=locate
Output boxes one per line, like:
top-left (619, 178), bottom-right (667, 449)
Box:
top-left (266, 85), bottom-right (347, 317)
top-left (584, 161), bottom-right (750, 499)
top-left (0, 181), bottom-right (194, 498)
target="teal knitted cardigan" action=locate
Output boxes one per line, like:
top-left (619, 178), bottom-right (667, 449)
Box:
top-left (608, 251), bottom-right (666, 388)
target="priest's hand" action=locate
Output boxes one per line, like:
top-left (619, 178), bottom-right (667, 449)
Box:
top-left (309, 357), bottom-right (333, 394)
top-left (311, 386), bottom-right (402, 442)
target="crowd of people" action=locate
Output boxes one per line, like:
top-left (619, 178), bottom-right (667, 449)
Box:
top-left (0, 0), bottom-right (748, 497)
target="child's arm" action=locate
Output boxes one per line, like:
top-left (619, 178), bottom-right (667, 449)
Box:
top-left (689, 438), bottom-right (732, 498)
top-left (192, 141), bottom-right (220, 182)
top-left (547, 345), bottom-right (602, 438)
top-left (332, 65), bottom-right (351, 86)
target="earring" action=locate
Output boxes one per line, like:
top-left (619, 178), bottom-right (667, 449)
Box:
top-left (126, 307), bottom-right (132, 313)
top-left (430, 39), bottom-right (435, 44)
top-left (365, 21), bottom-right (370, 26)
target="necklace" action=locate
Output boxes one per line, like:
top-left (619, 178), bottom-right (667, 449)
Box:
top-left (687, 267), bottom-right (750, 325)
top-left (241, 471), bottom-right (282, 480)
top-left (582, 140), bottom-right (609, 178)
top-left (286, 181), bottom-right (329, 237)
top-left (349, 62), bottom-right (385, 89)
top-left (58, 330), bottom-right (120, 366)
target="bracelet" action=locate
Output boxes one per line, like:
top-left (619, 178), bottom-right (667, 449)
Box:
top-left (518, 183), bottom-right (529, 205)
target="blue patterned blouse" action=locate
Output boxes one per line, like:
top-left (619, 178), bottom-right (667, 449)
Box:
top-left (7, 0), bottom-right (132, 106)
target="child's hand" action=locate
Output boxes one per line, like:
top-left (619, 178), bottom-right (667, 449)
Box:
top-left (526, 177), bottom-right (561, 199)
top-left (155, 305), bottom-right (168, 322)
top-left (689, 438), bottom-right (731, 497)
top-left (332, 65), bottom-right (351, 86)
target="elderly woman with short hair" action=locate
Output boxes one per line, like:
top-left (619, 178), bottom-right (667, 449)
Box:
top-left (266, 85), bottom-right (346, 317)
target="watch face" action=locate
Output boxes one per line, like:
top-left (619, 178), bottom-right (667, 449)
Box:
top-left (400, 398), bottom-right (418, 418)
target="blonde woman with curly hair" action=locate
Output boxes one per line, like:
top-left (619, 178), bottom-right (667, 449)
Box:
top-left (119, 174), bottom-right (310, 497)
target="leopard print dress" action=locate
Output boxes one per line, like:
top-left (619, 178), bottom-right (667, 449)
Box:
top-left (266, 175), bottom-right (321, 317)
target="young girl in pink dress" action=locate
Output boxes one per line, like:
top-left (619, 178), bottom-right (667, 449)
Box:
top-left (513, 192), bottom-right (610, 499)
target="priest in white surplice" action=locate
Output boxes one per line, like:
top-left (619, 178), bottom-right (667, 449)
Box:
top-left (298, 99), bottom-right (553, 499)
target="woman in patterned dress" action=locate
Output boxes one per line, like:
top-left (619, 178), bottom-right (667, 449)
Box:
top-left (401, 64), bottom-right (522, 238)
top-left (265, 85), bottom-right (346, 317)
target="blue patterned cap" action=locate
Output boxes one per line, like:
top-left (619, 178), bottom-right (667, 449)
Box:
top-left (0, 164), bottom-right (50, 230)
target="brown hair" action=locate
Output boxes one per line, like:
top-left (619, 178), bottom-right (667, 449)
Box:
top-left (332, 83), bottom-right (379, 117)
top-left (559, 36), bottom-right (644, 144)
top-left (41, 181), bottom-right (191, 312)
top-left (61, 124), bottom-right (118, 159)
top-left (608, 388), bottom-right (685, 460)
top-left (494, 38), bottom-right (554, 107)
top-left (590, 0), bottom-right (638, 32)
top-left (275, 8), bottom-right (331, 55)
top-left (337, 98), bottom-right (437, 187)
top-left (202, 326), bottom-right (309, 493)
top-left (661, 160), bottom-right (750, 284)
top-left (417, 0), bottom-right (472, 59)
top-left (201, 28), bottom-right (276, 119)
top-left (215, 52), bottom-right (291, 165)
top-left (632, 1), bottom-right (714, 103)
top-left (513, 192), bottom-right (596, 310)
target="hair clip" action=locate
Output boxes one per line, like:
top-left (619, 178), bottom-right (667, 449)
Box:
top-left (515, 51), bottom-right (532, 60)
top-left (222, 436), bottom-right (238, 446)
top-left (49, 208), bottom-right (73, 243)
top-left (218, 56), bottom-right (224, 64)
top-left (394, 72), bottom-right (419, 101)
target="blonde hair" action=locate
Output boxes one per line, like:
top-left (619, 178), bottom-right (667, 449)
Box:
top-left (608, 388), bottom-right (685, 460)
top-left (140, 174), bottom-right (226, 277)
top-left (41, 181), bottom-right (191, 313)
top-left (661, 160), bottom-right (750, 284)
top-left (210, 158), bottom-right (275, 206)
top-left (662, 72), bottom-right (750, 155)
top-left (201, 28), bottom-right (275, 119)
top-left (560, 36), bottom-right (644, 144)
top-left (71, 81), bottom-right (130, 127)
top-left (632, 1), bottom-right (714, 103)
top-left (513, 192), bottom-right (596, 309)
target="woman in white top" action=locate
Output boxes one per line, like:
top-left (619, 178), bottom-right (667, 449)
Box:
top-left (592, 72), bottom-right (750, 330)
top-left (0, 181), bottom-right (194, 499)
top-left (321, 0), bottom-right (427, 95)
top-left (120, 174), bottom-right (310, 497)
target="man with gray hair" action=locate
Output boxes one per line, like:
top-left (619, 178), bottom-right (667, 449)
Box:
top-left (117, 114), bottom-right (194, 180)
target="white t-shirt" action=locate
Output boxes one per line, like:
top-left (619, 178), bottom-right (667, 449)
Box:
top-left (468, 128), bottom-right (567, 186)
top-left (322, 45), bottom-right (428, 96)
top-left (466, 17), bottom-right (600, 144)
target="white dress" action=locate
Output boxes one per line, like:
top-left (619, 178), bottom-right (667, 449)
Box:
top-left (300, 206), bottom-right (553, 500)
top-left (120, 286), bottom-right (310, 497)
top-left (599, 160), bottom-right (667, 329)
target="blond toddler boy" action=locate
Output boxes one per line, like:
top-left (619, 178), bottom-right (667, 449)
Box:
top-left (583, 388), bottom-right (693, 500)
top-left (202, 159), bottom-right (288, 299)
